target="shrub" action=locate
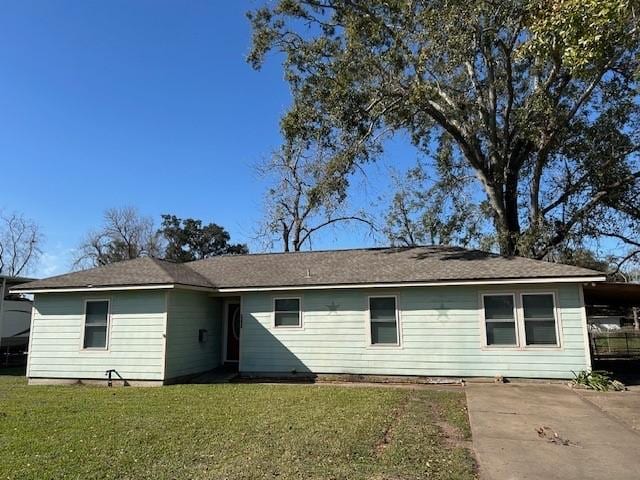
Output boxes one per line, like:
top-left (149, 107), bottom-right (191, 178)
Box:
top-left (571, 370), bottom-right (625, 391)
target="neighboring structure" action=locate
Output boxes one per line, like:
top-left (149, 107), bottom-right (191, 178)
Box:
top-left (0, 275), bottom-right (36, 362)
top-left (583, 282), bottom-right (640, 360)
top-left (11, 247), bottom-right (606, 385)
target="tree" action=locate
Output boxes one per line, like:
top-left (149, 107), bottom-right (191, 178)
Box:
top-left (0, 212), bottom-right (42, 276)
top-left (159, 215), bottom-right (247, 262)
top-left (248, 0), bottom-right (640, 258)
top-left (256, 138), bottom-right (375, 251)
top-left (385, 144), bottom-right (487, 247)
top-left (74, 207), bottom-right (162, 268)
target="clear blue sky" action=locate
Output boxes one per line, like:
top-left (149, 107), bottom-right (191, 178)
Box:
top-left (0, 1), bottom-right (417, 277)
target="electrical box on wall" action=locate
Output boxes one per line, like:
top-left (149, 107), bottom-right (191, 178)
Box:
top-left (198, 329), bottom-right (208, 343)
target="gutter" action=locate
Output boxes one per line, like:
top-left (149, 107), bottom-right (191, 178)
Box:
top-left (10, 275), bottom-right (607, 295)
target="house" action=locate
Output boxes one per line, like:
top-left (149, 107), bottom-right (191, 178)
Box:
top-left (0, 275), bottom-right (36, 361)
top-left (11, 246), bottom-right (606, 386)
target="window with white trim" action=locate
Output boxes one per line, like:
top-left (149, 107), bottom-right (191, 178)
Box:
top-left (482, 294), bottom-right (518, 346)
top-left (83, 300), bottom-right (110, 349)
top-left (369, 296), bottom-right (399, 345)
top-left (274, 298), bottom-right (301, 327)
top-left (522, 293), bottom-right (558, 346)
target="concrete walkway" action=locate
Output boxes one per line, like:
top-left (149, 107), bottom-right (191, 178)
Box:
top-left (466, 383), bottom-right (640, 480)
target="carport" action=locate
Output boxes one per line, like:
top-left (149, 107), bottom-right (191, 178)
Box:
top-left (583, 282), bottom-right (640, 383)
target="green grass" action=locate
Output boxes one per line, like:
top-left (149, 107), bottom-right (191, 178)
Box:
top-left (0, 376), bottom-right (476, 480)
top-left (593, 336), bottom-right (640, 350)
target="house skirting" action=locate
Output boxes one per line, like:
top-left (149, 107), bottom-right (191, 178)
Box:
top-left (28, 377), bottom-right (164, 387)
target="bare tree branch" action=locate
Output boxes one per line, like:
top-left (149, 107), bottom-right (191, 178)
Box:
top-left (0, 212), bottom-right (43, 277)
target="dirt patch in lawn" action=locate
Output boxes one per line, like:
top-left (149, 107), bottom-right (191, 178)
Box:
top-left (436, 419), bottom-right (472, 449)
top-left (374, 394), bottom-right (411, 456)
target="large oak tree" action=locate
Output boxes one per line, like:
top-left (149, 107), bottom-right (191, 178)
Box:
top-left (248, 0), bottom-right (639, 260)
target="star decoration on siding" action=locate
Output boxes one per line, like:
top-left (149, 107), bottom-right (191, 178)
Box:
top-left (326, 301), bottom-right (339, 313)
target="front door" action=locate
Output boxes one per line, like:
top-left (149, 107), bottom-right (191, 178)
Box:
top-left (225, 303), bottom-right (241, 362)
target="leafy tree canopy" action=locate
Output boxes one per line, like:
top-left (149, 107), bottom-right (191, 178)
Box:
top-left (160, 215), bottom-right (248, 262)
top-left (248, 0), bottom-right (640, 264)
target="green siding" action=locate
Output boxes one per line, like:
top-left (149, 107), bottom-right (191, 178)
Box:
top-left (28, 291), bottom-right (166, 381)
top-left (164, 290), bottom-right (223, 380)
top-left (239, 284), bottom-right (589, 379)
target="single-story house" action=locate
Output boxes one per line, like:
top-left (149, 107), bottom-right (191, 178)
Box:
top-left (11, 246), bottom-right (606, 386)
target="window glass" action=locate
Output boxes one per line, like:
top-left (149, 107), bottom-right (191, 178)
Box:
top-left (523, 294), bottom-right (558, 345)
top-left (486, 322), bottom-right (517, 345)
top-left (274, 298), bottom-right (301, 327)
top-left (484, 295), bottom-right (515, 320)
top-left (483, 295), bottom-right (517, 346)
top-left (369, 297), bottom-right (398, 345)
top-left (84, 300), bottom-right (109, 349)
top-left (522, 294), bottom-right (555, 319)
top-left (275, 298), bottom-right (300, 312)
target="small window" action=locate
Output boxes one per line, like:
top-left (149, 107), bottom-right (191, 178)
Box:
top-left (369, 297), bottom-right (399, 345)
top-left (522, 293), bottom-right (558, 346)
top-left (274, 298), bottom-right (301, 327)
top-left (483, 294), bottom-right (517, 346)
top-left (83, 300), bottom-right (110, 349)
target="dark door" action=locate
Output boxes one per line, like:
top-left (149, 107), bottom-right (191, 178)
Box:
top-left (226, 303), bottom-right (241, 362)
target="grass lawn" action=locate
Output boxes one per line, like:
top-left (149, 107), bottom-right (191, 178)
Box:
top-left (0, 375), bottom-right (476, 480)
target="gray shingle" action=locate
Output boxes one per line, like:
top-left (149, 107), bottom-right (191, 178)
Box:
top-left (13, 257), bottom-right (212, 290)
top-left (13, 246), bottom-right (605, 292)
top-left (188, 246), bottom-right (603, 288)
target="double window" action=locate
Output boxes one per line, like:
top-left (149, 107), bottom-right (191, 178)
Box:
top-left (83, 300), bottom-right (110, 349)
top-left (368, 296), bottom-right (400, 346)
top-left (481, 292), bottom-right (559, 348)
top-left (274, 298), bottom-right (302, 328)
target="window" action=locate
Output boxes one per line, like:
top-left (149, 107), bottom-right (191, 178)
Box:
top-left (274, 298), bottom-right (301, 327)
top-left (482, 294), bottom-right (517, 346)
top-left (83, 300), bottom-right (110, 349)
top-left (522, 293), bottom-right (558, 346)
top-left (369, 296), bottom-right (399, 345)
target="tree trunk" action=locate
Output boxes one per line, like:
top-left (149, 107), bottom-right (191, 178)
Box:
top-left (282, 225), bottom-right (290, 252)
top-left (292, 220), bottom-right (302, 251)
top-left (502, 168), bottom-right (521, 256)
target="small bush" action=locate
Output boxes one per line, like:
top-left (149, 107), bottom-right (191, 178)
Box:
top-left (571, 370), bottom-right (625, 391)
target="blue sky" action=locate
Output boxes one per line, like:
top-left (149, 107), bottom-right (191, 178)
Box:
top-left (0, 1), bottom-right (417, 277)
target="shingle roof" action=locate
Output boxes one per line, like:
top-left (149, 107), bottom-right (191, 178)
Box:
top-left (13, 246), bottom-right (605, 292)
top-left (188, 246), bottom-right (603, 288)
top-left (13, 257), bottom-right (212, 291)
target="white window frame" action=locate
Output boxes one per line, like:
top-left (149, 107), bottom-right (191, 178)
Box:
top-left (80, 298), bottom-right (111, 351)
top-left (479, 290), bottom-right (562, 350)
top-left (479, 293), bottom-right (519, 349)
top-left (520, 291), bottom-right (562, 349)
top-left (272, 296), bottom-right (303, 329)
top-left (366, 294), bottom-right (402, 348)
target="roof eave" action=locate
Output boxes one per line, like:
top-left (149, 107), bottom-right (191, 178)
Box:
top-left (9, 283), bottom-right (216, 294)
top-left (10, 274), bottom-right (607, 294)
top-left (213, 275), bottom-right (608, 292)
